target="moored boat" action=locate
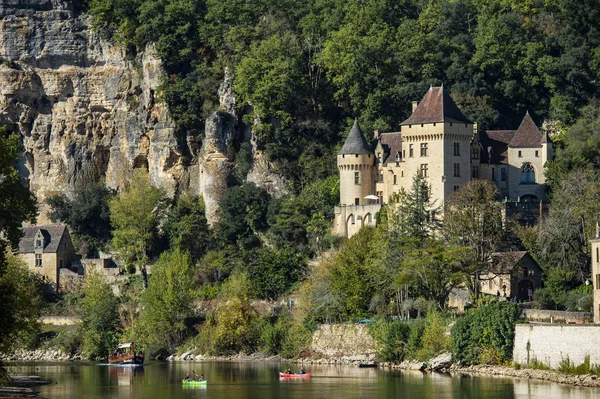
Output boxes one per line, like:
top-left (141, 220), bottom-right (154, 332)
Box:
top-left (279, 372), bottom-right (310, 379)
top-left (108, 342), bottom-right (144, 365)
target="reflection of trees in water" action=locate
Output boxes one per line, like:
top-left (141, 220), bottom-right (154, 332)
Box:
top-left (108, 365), bottom-right (144, 387)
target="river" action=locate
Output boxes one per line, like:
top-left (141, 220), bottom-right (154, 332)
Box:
top-left (10, 361), bottom-right (598, 398)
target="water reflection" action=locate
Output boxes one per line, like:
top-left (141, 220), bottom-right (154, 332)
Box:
top-left (7, 361), bottom-right (597, 399)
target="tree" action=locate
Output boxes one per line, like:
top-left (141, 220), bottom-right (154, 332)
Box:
top-left (0, 254), bottom-right (41, 382)
top-left (109, 169), bottom-right (167, 287)
top-left (0, 129), bottom-right (37, 265)
top-left (141, 249), bottom-right (196, 350)
top-left (398, 239), bottom-right (473, 309)
top-left (388, 172), bottom-right (440, 241)
top-left (46, 182), bottom-right (115, 256)
top-left (80, 271), bottom-right (120, 359)
top-left (162, 192), bottom-right (209, 263)
top-left (443, 179), bottom-right (504, 299)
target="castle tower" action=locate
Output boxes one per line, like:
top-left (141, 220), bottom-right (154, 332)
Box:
top-left (591, 222), bottom-right (600, 323)
top-left (337, 120), bottom-right (375, 206)
top-left (399, 86), bottom-right (474, 205)
top-left (333, 120), bottom-right (379, 237)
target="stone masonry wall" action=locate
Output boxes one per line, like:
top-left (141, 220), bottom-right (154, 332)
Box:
top-left (513, 324), bottom-right (600, 368)
top-left (309, 324), bottom-right (378, 361)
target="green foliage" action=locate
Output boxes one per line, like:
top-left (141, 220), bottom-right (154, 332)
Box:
top-left (368, 319), bottom-right (411, 362)
top-left (329, 228), bottom-right (381, 318)
top-left (557, 355), bottom-right (596, 375)
top-left (46, 182), bottom-right (115, 256)
top-left (0, 128), bottom-right (37, 265)
top-left (79, 271), bottom-right (120, 359)
top-left (140, 249), bottom-right (197, 350)
top-left (109, 169), bottom-right (167, 284)
top-left (162, 192), bottom-right (210, 263)
top-left (239, 246), bottom-right (307, 300)
top-left (257, 313), bottom-right (311, 358)
top-left (419, 311), bottom-right (450, 360)
top-left (451, 302), bottom-right (521, 365)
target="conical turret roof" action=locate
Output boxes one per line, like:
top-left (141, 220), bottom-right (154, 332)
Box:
top-left (339, 119), bottom-right (372, 155)
top-left (401, 86), bottom-right (472, 125)
top-left (508, 112), bottom-right (543, 148)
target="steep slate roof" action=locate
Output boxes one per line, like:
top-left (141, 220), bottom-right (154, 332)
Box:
top-left (339, 119), bottom-right (372, 155)
top-left (479, 130), bottom-right (515, 164)
top-left (19, 225), bottom-right (67, 254)
top-left (401, 86), bottom-right (473, 125)
top-left (489, 251), bottom-right (528, 274)
top-left (378, 132), bottom-right (403, 165)
top-left (509, 112), bottom-right (543, 148)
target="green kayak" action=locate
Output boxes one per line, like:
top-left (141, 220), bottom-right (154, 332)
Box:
top-left (182, 379), bottom-right (206, 385)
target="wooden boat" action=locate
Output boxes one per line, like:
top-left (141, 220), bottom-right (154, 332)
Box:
top-left (279, 372), bottom-right (310, 379)
top-left (182, 379), bottom-right (207, 385)
top-left (108, 342), bottom-right (144, 365)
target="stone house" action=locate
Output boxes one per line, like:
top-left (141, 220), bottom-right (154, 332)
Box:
top-left (18, 224), bottom-right (77, 292)
top-left (333, 86), bottom-right (552, 238)
top-left (479, 251), bottom-right (543, 301)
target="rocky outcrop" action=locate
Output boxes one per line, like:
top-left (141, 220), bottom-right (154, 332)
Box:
top-left (0, 0), bottom-right (289, 224)
top-left (0, 1), bottom-right (183, 218)
top-left (0, 348), bottom-right (79, 362)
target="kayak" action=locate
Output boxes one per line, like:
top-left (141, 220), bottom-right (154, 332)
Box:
top-left (182, 379), bottom-right (207, 385)
top-left (279, 372), bottom-right (310, 378)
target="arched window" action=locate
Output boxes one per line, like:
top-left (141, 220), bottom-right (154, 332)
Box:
top-left (521, 163), bottom-right (535, 183)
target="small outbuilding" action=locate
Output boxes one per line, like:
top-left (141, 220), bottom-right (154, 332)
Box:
top-left (480, 251), bottom-right (543, 301)
top-left (18, 224), bottom-right (77, 293)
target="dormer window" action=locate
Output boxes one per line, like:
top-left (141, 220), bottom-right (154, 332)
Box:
top-left (35, 239), bottom-right (42, 249)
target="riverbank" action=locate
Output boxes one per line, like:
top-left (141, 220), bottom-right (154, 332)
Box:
top-left (0, 376), bottom-right (49, 399)
top-left (449, 364), bottom-right (600, 388)
top-left (0, 349), bottom-right (80, 363)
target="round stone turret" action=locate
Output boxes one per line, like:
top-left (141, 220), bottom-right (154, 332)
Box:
top-left (337, 120), bottom-right (375, 206)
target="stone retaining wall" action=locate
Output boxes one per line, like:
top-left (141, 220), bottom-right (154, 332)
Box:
top-left (309, 323), bottom-right (378, 362)
top-left (513, 324), bottom-right (600, 368)
top-left (522, 309), bottom-right (593, 324)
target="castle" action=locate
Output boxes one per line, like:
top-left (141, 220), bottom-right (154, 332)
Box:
top-left (333, 86), bottom-right (552, 237)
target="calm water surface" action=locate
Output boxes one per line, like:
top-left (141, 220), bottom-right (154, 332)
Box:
top-left (10, 361), bottom-right (599, 399)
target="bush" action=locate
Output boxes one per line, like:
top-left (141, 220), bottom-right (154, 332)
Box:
top-left (451, 302), bottom-right (521, 365)
top-left (369, 319), bottom-right (411, 362)
top-left (418, 311), bottom-right (450, 360)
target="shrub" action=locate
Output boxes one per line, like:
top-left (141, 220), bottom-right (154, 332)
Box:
top-left (418, 311), bottom-right (450, 361)
top-left (451, 302), bottom-right (521, 365)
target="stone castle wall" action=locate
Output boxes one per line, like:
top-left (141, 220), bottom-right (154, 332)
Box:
top-left (513, 324), bottom-right (600, 368)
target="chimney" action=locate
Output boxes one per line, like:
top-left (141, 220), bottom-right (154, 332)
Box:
top-left (373, 129), bottom-right (381, 140)
top-left (596, 221), bottom-right (600, 238)
top-left (412, 101), bottom-right (419, 112)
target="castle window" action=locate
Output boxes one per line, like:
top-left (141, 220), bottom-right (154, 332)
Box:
top-left (377, 191), bottom-right (383, 204)
top-left (35, 254), bottom-right (42, 267)
top-left (453, 185), bottom-right (459, 191)
top-left (472, 166), bottom-right (479, 178)
top-left (453, 163), bottom-right (460, 177)
top-left (355, 154), bottom-right (358, 158)
top-left (420, 143), bottom-right (428, 156)
top-left (518, 151), bottom-right (522, 158)
top-left (377, 153), bottom-right (382, 163)
top-left (472, 148), bottom-right (479, 160)
top-left (354, 198), bottom-right (359, 205)
top-left (492, 167), bottom-right (496, 181)
top-left (378, 171), bottom-right (383, 183)
top-left (596, 274), bottom-right (600, 290)
top-left (420, 164), bottom-right (428, 177)
top-left (402, 150), bottom-right (406, 159)
top-left (521, 162), bottom-right (535, 183)
top-left (60, 259), bottom-right (63, 268)
top-left (393, 175), bottom-right (397, 185)
top-left (501, 167), bottom-right (506, 181)
top-left (35, 239), bottom-right (42, 249)
top-left (597, 247), bottom-right (599, 263)
top-left (354, 172), bottom-right (360, 185)
top-left (453, 142), bottom-right (460, 156)
top-left (535, 150), bottom-right (539, 157)
top-left (409, 144), bottom-right (414, 157)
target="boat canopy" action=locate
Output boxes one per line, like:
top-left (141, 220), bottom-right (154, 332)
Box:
top-left (117, 343), bottom-right (133, 349)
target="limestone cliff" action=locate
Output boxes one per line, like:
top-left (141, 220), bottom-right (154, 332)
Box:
top-left (0, 0), bottom-right (286, 225)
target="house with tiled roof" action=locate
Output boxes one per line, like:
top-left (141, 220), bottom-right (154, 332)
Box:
top-left (18, 224), bottom-right (77, 292)
top-left (479, 112), bottom-right (552, 201)
top-left (333, 86), bottom-right (552, 238)
top-left (479, 251), bottom-right (542, 300)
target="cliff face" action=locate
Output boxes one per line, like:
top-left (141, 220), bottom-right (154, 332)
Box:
top-left (0, 0), bottom-right (286, 224)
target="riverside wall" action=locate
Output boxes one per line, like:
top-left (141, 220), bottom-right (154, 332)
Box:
top-left (307, 324), bottom-right (378, 362)
top-left (513, 324), bottom-right (600, 368)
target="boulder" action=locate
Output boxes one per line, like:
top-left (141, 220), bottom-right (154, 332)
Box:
top-left (428, 352), bottom-right (453, 371)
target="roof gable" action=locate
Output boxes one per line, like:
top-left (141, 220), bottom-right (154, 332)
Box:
top-left (480, 130), bottom-right (516, 164)
top-left (19, 224), bottom-right (68, 253)
top-left (401, 86), bottom-right (473, 126)
top-left (509, 112), bottom-right (543, 148)
top-left (339, 119), bottom-right (372, 155)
